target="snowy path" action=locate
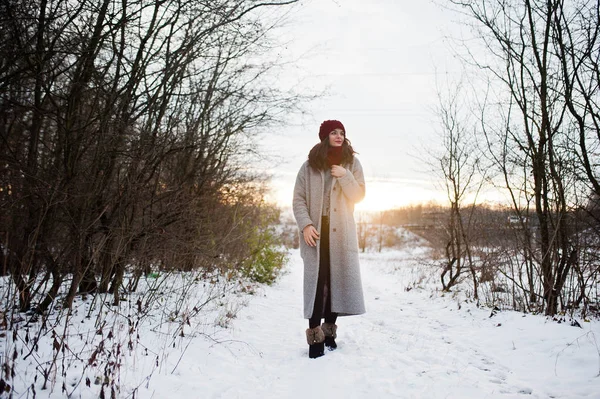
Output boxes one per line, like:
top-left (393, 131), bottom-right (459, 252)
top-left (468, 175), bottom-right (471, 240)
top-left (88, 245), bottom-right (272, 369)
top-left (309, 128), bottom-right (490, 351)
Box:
top-left (144, 249), bottom-right (600, 399)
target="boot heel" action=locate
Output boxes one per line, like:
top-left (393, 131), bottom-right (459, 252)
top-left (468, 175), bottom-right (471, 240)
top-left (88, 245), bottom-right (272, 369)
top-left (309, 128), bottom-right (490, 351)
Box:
top-left (322, 323), bottom-right (337, 350)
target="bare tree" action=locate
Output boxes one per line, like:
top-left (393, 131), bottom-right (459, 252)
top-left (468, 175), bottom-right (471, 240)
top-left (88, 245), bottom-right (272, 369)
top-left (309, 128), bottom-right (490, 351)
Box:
top-left (448, 0), bottom-right (598, 315)
top-left (0, 0), bottom-right (300, 311)
top-left (434, 82), bottom-right (483, 298)
top-left (553, 1), bottom-right (600, 199)
top-left (0, 0), bottom-right (303, 395)
top-left (356, 211), bottom-right (369, 253)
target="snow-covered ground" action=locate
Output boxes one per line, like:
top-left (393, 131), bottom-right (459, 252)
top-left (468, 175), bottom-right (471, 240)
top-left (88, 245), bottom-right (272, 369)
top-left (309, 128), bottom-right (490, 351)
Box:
top-left (139, 247), bottom-right (600, 399)
top-left (7, 245), bottom-right (600, 398)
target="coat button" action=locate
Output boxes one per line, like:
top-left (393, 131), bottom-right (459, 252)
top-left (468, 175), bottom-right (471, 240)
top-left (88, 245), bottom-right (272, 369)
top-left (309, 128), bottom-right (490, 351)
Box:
top-left (334, 208), bottom-right (336, 212)
top-left (333, 228), bottom-right (336, 232)
top-left (333, 187), bottom-right (336, 191)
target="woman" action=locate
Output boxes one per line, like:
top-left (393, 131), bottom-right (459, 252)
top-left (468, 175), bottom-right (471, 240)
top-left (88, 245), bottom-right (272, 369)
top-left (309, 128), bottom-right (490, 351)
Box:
top-left (292, 119), bottom-right (366, 359)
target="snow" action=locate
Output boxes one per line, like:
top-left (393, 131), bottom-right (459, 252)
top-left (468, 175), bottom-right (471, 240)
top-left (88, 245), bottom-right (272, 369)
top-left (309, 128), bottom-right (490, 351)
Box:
top-left (141, 247), bottom-right (600, 399)
top-left (6, 245), bottom-right (600, 398)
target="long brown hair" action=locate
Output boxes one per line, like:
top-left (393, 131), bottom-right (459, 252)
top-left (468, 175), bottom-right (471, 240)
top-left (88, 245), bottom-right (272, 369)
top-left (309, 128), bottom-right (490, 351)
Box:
top-left (308, 138), bottom-right (356, 170)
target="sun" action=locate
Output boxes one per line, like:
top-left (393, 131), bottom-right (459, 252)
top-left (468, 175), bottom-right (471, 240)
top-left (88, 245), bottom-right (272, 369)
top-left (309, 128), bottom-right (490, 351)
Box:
top-left (355, 180), bottom-right (447, 213)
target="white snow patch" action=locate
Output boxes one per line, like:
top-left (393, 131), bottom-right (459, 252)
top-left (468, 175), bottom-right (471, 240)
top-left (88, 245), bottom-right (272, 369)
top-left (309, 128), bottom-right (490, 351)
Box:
top-left (141, 249), bottom-right (600, 398)
top-left (5, 248), bottom-right (600, 398)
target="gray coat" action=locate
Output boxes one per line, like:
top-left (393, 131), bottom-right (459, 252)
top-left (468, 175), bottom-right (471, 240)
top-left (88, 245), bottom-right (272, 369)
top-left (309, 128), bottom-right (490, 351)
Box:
top-left (292, 157), bottom-right (366, 318)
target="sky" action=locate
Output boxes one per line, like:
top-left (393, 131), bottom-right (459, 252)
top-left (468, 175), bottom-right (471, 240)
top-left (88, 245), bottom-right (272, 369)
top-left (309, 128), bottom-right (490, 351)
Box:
top-left (259, 0), bottom-right (468, 212)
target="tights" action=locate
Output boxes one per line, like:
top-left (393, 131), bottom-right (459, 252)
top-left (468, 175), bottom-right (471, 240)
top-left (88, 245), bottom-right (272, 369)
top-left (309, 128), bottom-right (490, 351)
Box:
top-left (309, 216), bottom-right (338, 329)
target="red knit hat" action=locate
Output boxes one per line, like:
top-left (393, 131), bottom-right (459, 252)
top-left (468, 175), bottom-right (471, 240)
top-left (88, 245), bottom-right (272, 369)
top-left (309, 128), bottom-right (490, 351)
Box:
top-left (319, 120), bottom-right (345, 141)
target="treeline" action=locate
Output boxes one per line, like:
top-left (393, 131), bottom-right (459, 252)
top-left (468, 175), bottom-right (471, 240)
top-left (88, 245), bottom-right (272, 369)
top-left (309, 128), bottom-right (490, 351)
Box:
top-left (369, 199), bottom-right (600, 318)
top-left (0, 0), bottom-right (298, 313)
top-left (377, 203), bottom-right (443, 227)
top-left (434, 0), bottom-right (600, 317)
top-left (355, 203), bottom-right (542, 252)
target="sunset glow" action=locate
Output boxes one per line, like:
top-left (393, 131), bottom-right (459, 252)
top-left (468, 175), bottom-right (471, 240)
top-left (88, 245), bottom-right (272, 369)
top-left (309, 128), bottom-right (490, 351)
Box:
top-left (269, 177), bottom-right (448, 213)
top-left (356, 180), bottom-right (447, 212)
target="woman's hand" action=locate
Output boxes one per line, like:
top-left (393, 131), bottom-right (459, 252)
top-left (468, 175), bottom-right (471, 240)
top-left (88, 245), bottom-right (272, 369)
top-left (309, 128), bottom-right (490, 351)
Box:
top-left (331, 165), bottom-right (347, 178)
top-left (303, 224), bottom-right (320, 247)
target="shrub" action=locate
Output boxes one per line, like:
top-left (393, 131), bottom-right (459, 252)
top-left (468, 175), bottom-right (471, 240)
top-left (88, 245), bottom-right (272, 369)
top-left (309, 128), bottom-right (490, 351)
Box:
top-left (241, 208), bottom-right (288, 285)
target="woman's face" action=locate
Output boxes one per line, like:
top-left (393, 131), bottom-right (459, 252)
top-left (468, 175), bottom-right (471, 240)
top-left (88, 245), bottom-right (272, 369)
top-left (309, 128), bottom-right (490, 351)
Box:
top-left (328, 128), bottom-right (345, 147)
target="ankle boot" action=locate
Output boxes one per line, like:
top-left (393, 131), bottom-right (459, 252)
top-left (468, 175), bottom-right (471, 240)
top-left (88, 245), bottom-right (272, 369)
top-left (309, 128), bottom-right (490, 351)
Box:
top-left (306, 326), bottom-right (325, 359)
top-left (321, 323), bottom-right (337, 350)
